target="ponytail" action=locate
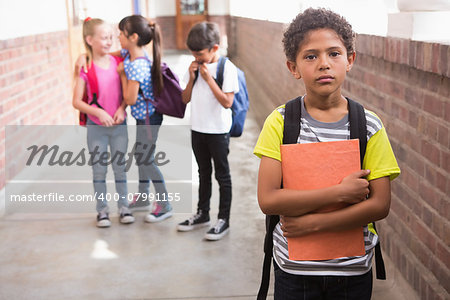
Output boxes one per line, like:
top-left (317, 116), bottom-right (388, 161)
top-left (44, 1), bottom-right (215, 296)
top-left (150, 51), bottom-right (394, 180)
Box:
top-left (119, 15), bottom-right (164, 96)
top-left (150, 22), bottom-right (163, 96)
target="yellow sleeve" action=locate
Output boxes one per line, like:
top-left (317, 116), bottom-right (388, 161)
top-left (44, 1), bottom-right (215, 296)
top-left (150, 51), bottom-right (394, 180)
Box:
top-left (363, 126), bottom-right (401, 181)
top-left (253, 106), bottom-right (285, 161)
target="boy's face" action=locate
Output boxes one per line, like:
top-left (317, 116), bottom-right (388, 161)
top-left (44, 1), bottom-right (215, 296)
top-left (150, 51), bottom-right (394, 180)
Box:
top-left (191, 45), bottom-right (219, 64)
top-left (287, 28), bottom-right (355, 98)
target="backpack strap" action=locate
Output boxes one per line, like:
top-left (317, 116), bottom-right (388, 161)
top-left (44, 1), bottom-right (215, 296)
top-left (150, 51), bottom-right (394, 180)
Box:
top-left (215, 56), bottom-right (226, 89)
top-left (347, 98), bottom-right (386, 280)
top-left (193, 56), bottom-right (226, 88)
top-left (86, 63), bottom-right (103, 110)
top-left (257, 96), bottom-right (302, 300)
top-left (347, 98), bottom-right (366, 166)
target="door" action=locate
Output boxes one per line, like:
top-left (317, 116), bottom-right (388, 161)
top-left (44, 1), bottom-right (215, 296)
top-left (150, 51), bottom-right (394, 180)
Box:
top-left (175, 0), bottom-right (208, 49)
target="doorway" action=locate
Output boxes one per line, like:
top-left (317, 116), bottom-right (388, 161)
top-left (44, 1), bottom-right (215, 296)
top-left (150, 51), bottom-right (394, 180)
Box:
top-left (175, 0), bottom-right (209, 49)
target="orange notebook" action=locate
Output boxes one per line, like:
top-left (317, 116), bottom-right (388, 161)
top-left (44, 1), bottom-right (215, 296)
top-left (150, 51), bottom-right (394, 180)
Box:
top-left (280, 139), bottom-right (365, 261)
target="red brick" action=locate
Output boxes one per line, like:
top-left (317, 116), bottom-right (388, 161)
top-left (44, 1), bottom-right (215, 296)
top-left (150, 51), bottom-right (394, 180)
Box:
top-left (419, 181), bottom-right (443, 212)
top-left (437, 123), bottom-right (449, 149)
top-left (442, 44), bottom-right (450, 78)
top-left (423, 93), bottom-right (445, 118)
top-left (431, 43), bottom-right (441, 74)
top-left (400, 38), bottom-right (409, 65)
top-left (416, 42), bottom-right (425, 70)
top-left (423, 42), bottom-right (433, 72)
top-left (405, 86), bottom-right (424, 109)
top-left (444, 218), bottom-right (450, 247)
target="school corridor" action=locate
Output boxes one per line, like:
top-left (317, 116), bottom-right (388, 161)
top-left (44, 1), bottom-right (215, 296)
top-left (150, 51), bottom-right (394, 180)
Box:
top-left (1, 1), bottom-right (449, 299)
top-left (0, 51), bottom-right (420, 300)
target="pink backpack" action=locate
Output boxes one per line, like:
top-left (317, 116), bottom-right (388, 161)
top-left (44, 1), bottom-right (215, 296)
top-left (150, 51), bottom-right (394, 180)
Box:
top-left (78, 55), bottom-right (124, 126)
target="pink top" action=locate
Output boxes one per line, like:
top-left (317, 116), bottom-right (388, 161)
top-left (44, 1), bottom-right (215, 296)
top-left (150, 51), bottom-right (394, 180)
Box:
top-left (80, 55), bottom-right (125, 125)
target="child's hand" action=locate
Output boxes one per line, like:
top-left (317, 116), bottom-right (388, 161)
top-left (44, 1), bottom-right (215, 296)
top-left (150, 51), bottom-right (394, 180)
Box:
top-left (198, 63), bottom-right (212, 81)
top-left (97, 110), bottom-right (115, 127)
top-left (280, 215), bottom-right (316, 237)
top-left (75, 54), bottom-right (88, 75)
top-left (113, 107), bottom-right (125, 125)
top-left (188, 61), bottom-right (199, 80)
top-left (117, 62), bottom-right (125, 75)
top-left (338, 169), bottom-right (371, 204)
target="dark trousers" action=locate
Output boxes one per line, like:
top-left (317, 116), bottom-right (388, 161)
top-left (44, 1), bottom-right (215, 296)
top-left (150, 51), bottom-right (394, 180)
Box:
top-left (191, 130), bottom-right (232, 221)
top-left (274, 262), bottom-right (373, 300)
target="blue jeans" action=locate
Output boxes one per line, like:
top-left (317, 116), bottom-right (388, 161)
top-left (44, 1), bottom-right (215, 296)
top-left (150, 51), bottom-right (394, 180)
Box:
top-left (191, 130), bottom-right (232, 220)
top-left (135, 113), bottom-right (171, 210)
top-left (86, 118), bottom-right (128, 213)
top-left (274, 261), bottom-right (373, 300)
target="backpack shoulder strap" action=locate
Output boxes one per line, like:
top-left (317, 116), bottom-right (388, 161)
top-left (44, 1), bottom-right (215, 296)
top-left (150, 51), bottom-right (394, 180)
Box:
top-left (193, 56), bottom-right (227, 88)
top-left (283, 96), bottom-right (302, 144)
top-left (215, 56), bottom-right (226, 89)
top-left (257, 96), bottom-right (302, 300)
top-left (86, 63), bottom-right (103, 109)
top-left (347, 97), bottom-right (386, 280)
top-left (347, 97), bottom-right (366, 167)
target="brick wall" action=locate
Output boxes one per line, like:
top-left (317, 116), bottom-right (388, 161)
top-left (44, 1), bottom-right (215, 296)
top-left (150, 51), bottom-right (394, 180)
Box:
top-left (229, 16), bottom-right (449, 300)
top-left (0, 31), bottom-right (74, 190)
top-left (353, 35), bottom-right (450, 300)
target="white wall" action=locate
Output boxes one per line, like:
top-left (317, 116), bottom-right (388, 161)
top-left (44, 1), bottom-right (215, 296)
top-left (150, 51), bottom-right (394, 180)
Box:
top-left (229, 0), bottom-right (393, 36)
top-left (0, 0), bottom-right (133, 40)
top-left (208, 0), bottom-right (230, 15)
top-left (0, 0), bottom-right (67, 40)
top-left (152, 0), bottom-right (176, 17)
top-left (78, 0), bottom-right (132, 24)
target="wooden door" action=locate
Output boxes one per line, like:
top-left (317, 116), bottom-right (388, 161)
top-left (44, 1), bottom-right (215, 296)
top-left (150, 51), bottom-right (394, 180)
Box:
top-left (175, 0), bottom-right (208, 49)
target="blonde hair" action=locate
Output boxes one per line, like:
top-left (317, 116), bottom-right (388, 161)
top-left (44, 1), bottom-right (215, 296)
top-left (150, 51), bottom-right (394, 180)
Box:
top-left (82, 18), bottom-right (105, 67)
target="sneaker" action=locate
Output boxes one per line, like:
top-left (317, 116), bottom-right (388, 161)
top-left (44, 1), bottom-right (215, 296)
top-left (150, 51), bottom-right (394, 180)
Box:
top-left (128, 194), bottom-right (151, 212)
top-left (204, 219), bottom-right (229, 241)
top-left (96, 211), bottom-right (111, 228)
top-left (144, 202), bottom-right (173, 223)
top-left (119, 207), bottom-right (135, 224)
top-left (177, 210), bottom-right (210, 232)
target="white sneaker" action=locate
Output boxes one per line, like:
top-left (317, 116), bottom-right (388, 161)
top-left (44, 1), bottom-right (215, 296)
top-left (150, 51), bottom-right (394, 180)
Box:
top-left (204, 219), bottom-right (229, 241)
top-left (144, 203), bottom-right (173, 223)
top-left (119, 207), bottom-right (135, 224)
top-left (96, 210), bottom-right (111, 228)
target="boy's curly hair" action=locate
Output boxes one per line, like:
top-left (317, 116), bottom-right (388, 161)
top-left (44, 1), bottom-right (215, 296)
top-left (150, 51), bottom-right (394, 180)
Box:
top-left (282, 8), bottom-right (356, 61)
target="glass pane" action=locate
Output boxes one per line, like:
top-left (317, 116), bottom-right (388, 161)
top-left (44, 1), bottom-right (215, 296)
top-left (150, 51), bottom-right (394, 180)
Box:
top-left (181, 0), bottom-right (205, 15)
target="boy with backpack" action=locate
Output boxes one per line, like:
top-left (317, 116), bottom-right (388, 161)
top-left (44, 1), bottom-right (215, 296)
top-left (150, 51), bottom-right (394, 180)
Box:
top-left (177, 22), bottom-right (240, 241)
top-left (253, 8), bottom-right (400, 299)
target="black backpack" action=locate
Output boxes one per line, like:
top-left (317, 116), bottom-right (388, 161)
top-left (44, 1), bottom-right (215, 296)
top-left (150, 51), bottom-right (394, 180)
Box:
top-left (257, 96), bottom-right (386, 300)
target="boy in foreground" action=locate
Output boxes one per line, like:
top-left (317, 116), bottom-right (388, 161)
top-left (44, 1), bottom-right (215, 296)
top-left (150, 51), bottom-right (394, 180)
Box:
top-left (254, 8), bottom-right (400, 299)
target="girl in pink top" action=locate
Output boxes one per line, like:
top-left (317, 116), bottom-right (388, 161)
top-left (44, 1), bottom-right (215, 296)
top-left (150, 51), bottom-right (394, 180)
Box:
top-left (72, 18), bottom-right (134, 227)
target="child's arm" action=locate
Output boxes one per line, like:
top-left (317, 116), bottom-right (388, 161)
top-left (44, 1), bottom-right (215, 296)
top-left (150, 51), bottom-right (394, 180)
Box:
top-left (280, 176), bottom-right (391, 237)
top-left (198, 63), bottom-right (233, 108)
top-left (181, 61), bottom-right (198, 104)
top-left (113, 100), bottom-right (127, 125)
top-left (117, 62), bottom-right (139, 105)
top-left (74, 51), bottom-right (122, 75)
top-left (72, 76), bottom-right (115, 127)
top-left (257, 155), bottom-right (371, 217)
